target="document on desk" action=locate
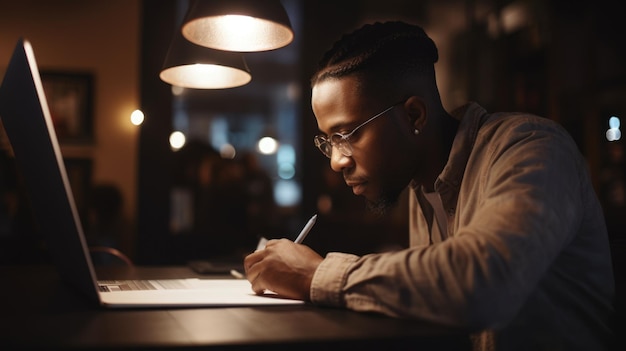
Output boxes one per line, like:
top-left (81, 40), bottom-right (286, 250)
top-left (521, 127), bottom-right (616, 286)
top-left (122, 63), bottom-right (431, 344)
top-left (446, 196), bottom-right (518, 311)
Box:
top-left (98, 278), bottom-right (305, 308)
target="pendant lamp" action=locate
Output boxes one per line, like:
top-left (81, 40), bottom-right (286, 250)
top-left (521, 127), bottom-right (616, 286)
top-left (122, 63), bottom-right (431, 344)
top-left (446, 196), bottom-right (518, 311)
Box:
top-left (181, 0), bottom-right (294, 52)
top-left (160, 30), bottom-right (251, 89)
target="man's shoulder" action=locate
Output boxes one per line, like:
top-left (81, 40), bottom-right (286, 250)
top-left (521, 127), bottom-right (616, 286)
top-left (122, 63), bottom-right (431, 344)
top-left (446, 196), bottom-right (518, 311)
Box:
top-left (481, 109), bottom-right (567, 139)
top-left (453, 102), bottom-right (561, 132)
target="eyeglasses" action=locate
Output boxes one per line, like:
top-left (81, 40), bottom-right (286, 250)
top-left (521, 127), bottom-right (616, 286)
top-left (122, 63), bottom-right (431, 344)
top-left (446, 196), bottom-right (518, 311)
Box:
top-left (314, 101), bottom-right (404, 158)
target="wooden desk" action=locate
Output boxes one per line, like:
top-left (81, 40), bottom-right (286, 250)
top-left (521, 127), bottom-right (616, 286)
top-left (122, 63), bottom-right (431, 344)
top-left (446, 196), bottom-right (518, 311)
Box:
top-left (0, 265), bottom-right (470, 350)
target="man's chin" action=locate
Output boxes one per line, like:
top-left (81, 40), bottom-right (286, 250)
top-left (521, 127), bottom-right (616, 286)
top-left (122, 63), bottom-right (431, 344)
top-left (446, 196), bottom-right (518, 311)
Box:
top-left (365, 194), bottom-right (399, 217)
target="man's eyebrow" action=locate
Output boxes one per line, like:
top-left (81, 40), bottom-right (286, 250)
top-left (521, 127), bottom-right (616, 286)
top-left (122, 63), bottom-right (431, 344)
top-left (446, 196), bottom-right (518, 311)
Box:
top-left (325, 120), bottom-right (358, 135)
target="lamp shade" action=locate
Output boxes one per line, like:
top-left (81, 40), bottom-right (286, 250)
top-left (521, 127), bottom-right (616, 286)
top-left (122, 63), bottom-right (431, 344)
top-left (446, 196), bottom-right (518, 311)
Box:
top-left (160, 31), bottom-right (251, 89)
top-left (181, 0), bottom-right (294, 52)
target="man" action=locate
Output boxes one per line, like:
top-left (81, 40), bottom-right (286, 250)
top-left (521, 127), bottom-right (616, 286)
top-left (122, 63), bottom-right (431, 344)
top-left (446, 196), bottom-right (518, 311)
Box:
top-left (244, 21), bottom-right (615, 350)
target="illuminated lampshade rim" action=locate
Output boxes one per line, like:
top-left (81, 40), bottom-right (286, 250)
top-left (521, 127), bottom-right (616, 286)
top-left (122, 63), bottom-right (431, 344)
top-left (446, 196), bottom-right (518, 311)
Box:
top-left (159, 64), bottom-right (252, 89)
top-left (182, 17), bottom-right (294, 52)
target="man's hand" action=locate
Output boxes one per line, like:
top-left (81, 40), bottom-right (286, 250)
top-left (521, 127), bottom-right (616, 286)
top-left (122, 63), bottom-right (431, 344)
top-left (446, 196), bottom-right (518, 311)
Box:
top-left (244, 239), bottom-right (323, 300)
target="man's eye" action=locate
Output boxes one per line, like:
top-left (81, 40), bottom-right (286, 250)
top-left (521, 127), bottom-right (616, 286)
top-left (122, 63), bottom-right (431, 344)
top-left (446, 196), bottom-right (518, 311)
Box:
top-left (332, 133), bottom-right (349, 140)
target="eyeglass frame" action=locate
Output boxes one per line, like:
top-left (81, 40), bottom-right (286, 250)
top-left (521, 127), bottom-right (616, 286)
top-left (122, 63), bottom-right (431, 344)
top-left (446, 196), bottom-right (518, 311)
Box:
top-left (313, 99), bottom-right (406, 159)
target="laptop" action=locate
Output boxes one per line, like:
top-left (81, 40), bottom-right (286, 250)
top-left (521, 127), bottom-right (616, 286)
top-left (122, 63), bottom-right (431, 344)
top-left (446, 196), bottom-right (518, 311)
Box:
top-left (0, 38), bottom-right (302, 308)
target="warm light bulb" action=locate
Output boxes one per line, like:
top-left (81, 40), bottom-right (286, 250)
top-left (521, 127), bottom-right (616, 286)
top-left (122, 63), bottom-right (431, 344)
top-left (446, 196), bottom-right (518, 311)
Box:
top-left (170, 131), bottom-right (186, 150)
top-left (130, 109), bottom-right (144, 126)
top-left (222, 15), bottom-right (257, 33)
top-left (258, 136), bottom-right (279, 154)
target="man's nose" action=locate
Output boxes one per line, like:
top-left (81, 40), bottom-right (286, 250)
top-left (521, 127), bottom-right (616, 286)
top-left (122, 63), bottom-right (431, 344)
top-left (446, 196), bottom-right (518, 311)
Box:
top-left (329, 148), bottom-right (353, 172)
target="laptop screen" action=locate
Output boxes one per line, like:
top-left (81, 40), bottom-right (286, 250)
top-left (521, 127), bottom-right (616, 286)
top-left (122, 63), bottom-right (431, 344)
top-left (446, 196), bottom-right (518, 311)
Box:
top-left (0, 39), bottom-right (100, 302)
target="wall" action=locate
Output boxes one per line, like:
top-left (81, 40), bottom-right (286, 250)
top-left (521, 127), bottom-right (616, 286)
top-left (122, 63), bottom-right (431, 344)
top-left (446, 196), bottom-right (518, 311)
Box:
top-left (0, 0), bottom-right (141, 248)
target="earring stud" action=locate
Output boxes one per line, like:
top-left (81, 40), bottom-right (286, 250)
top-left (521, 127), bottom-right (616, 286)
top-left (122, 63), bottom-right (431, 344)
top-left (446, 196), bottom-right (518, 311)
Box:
top-left (414, 129), bottom-right (420, 135)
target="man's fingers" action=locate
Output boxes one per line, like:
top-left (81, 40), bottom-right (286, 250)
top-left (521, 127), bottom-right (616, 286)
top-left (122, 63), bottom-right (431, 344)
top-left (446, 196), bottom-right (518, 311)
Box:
top-left (249, 271), bottom-right (267, 295)
top-left (243, 249), bottom-right (264, 273)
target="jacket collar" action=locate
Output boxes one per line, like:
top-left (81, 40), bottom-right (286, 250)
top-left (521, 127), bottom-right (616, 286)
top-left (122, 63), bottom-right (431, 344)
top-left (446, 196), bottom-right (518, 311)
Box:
top-left (411, 102), bottom-right (490, 210)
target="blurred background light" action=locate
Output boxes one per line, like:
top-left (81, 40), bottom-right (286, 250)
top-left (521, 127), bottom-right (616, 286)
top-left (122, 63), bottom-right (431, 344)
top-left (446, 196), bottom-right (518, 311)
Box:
top-left (169, 131), bottom-right (187, 150)
top-left (219, 143), bottom-right (236, 159)
top-left (606, 116), bottom-right (621, 142)
top-left (130, 109), bottom-right (144, 126)
top-left (274, 179), bottom-right (300, 207)
top-left (257, 136), bottom-right (279, 154)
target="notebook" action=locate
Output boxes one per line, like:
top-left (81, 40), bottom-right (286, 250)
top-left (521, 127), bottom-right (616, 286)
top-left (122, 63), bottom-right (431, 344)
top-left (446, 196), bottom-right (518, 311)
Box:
top-left (0, 38), bottom-right (302, 308)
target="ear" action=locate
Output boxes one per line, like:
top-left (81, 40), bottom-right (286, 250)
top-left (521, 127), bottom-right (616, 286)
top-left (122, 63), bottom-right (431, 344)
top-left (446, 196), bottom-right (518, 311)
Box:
top-left (404, 96), bottom-right (428, 132)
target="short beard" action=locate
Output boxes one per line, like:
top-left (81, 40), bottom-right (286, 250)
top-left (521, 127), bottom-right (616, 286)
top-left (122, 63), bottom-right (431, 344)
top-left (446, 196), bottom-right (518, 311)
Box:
top-left (365, 191), bottom-right (400, 217)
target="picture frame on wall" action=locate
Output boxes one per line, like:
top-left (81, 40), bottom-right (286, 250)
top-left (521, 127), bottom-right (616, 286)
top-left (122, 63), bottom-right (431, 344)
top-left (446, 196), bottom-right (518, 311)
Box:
top-left (40, 71), bottom-right (93, 143)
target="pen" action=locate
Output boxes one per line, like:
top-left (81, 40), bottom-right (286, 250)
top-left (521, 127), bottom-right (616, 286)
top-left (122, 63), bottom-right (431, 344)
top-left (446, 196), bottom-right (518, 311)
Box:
top-left (230, 269), bottom-right (245, 279)
top-left (294, 214), bottom-right (317, 244)
top-left (255, 237), bottom-right (268, 251)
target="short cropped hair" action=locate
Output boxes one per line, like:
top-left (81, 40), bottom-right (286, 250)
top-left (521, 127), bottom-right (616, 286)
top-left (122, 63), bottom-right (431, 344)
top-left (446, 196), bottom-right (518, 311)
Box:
top-left (310, 21), bottom-right (439, 87)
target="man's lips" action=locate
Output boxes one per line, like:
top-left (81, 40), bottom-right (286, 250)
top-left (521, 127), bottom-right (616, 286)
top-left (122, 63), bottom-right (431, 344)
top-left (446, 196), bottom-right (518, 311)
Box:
top-left (345, 180), bottom-right (366, 195)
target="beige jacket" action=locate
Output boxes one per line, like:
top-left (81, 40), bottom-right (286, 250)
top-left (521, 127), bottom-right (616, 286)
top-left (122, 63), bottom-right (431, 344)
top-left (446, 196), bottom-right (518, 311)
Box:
top-left (310, 102), bottom-right (615, 350)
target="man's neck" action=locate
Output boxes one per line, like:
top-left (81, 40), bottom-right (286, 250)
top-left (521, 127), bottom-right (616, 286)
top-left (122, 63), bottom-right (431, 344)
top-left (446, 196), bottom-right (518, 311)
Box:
top-left (416, 111), bottom-right (459, 193)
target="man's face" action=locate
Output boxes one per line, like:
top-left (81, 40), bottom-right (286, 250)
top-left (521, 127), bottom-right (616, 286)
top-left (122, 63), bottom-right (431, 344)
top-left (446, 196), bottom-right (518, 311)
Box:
top-left (311, 76), bottom-right (418, 214)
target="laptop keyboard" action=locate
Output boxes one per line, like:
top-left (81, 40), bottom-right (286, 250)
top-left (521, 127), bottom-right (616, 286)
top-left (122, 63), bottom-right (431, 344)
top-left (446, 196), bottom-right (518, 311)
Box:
top-left (98, 279), bottom-right (187, 292)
